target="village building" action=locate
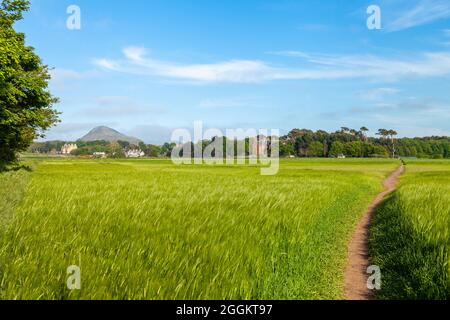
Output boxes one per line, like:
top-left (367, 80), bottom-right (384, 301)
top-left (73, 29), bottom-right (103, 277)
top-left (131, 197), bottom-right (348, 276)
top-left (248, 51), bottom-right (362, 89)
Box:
top-left (61, 143), bottom-right (78, 155)
top-left (125, 149), bottom-right (145, 158)
top-left (93, 152), bottom-right (107, 158)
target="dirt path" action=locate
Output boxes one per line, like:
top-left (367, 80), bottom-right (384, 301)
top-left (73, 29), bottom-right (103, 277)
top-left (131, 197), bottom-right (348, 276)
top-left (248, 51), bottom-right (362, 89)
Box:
top-left (344, 163), bottom-right (405, 300)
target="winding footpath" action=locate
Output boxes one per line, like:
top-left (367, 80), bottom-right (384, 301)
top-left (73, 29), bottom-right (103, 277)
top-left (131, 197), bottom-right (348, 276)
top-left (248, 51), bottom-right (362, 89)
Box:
top-left (344, 163), bottom-right (405, 300)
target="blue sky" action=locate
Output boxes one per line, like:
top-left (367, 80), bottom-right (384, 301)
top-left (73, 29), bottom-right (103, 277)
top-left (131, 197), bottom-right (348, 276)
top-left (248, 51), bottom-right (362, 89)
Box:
top-left (17, 0), bottom-right (450, 143)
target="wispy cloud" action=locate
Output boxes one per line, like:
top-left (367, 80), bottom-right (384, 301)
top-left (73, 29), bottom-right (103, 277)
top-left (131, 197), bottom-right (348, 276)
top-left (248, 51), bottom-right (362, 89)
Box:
top-left (39, 122), bottom-right (110, 141)
top-left (269, 51), bottom-right (311, 58)
top-left (338, 97), bottom-right (449, 118)
top-left (50, 69), bottom-right (82, 82)
top-left (198, 97), bottom-right (263, 109)
top-left (93, 59), bottom-right (120, 70)
top-left (357, 88), bottom-right (400, 100)
top-left (94, 47), bottom-right (450, 84)
top-left (49, 68), bottom-right (99, 88)
top-left (125, 125), bottom-right (175, 144)
top-left (81, 96), bottom-right (166, 117)
top-left (386, 0), bottom-right (450, 32)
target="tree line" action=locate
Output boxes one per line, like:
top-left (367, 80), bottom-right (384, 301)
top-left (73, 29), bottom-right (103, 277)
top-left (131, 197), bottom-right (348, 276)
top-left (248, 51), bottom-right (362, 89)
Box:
top-left (27, 127), bottom-right (450, 159)
top-left (279, 127), bottom-right (450, 159)
top-left (28, 140), bottom-right (176, 158)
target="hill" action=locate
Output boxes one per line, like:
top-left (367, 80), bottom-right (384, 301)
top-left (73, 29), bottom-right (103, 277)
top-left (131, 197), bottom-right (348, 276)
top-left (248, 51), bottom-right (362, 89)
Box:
top-left (78, 126), bottom-right (142, 145)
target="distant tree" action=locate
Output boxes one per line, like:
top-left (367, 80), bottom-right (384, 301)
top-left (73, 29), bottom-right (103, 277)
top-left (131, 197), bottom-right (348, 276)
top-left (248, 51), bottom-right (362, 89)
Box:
top-left (294, 129), bottom-right (314, 157)
top-left (287, 129), bottom-right (304, 142)
top-left (279, 139), bottom-right (295, 157)
top-left (340, 127), bottom-right (350, 134)
top-left (360, 127), bottom-right (369, 141)
top-left (371, 144), bottom-right (389, 158)
top-left (309, 141), bottom-right (324, 157)
top-left (376, 128), bottom-right (398, 158)
top-left (138, 141), bottom-right (147, 151)
top-left (376, 129), bottom-right (388, 140)
top-left (0, 0), bottom-right (59, 164)
top-left (344, 141), bottom-right (363, 158)
top-left (147, 144), bottom-right (161, 157)
top-left (387, 129), bottom-right (398, 158)
top-left (117, 140), bottom-right (130, 149)
top-left (107, 141), bottom-right (122, 156)
top-left (160, 142), bottom-right (176, 157)
top-left (329, 141), bottom-right (344, 157)
top-left (71, 148), bottom-right (90, 156)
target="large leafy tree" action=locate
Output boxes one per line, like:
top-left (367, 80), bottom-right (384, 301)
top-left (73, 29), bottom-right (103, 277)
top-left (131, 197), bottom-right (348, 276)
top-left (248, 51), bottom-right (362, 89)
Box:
top-left (0, 0), bottom-right (59, 164)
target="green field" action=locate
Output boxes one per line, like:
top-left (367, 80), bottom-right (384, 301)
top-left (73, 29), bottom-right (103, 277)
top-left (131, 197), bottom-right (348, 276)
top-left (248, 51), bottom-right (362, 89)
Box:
top-left (0, 158), bottom-right (399, 300)
top-left (370, 160), bottom-right (450, 300)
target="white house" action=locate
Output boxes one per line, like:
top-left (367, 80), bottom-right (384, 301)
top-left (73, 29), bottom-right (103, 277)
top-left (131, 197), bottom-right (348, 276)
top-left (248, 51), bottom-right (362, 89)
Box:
top-left (125, 149), bottom-right (145, 158)
top-left (93, 152), bottom-right (106, 158)
top-left (61, 143), bottom-right (77, 155)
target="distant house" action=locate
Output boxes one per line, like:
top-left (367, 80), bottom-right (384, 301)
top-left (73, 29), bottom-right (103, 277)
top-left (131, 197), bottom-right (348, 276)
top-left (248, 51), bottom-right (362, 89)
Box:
top-left (93, 152), bottom-right (106, 158)
top-left (61, 143), bottom-right (77, 155)
top-left (125, 149), bottom-right (145, 158)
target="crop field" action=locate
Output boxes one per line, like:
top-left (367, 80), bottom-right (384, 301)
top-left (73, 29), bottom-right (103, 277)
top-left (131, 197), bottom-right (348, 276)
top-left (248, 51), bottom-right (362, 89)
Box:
top-left (370, 160), bottom-right (450, 300)
top-left (0, 158), bottom-right (399, 300)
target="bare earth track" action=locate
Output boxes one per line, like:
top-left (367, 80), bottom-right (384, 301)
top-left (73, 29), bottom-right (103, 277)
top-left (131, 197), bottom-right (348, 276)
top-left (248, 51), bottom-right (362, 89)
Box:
top-left (344, 163), bottom-right (405, 300)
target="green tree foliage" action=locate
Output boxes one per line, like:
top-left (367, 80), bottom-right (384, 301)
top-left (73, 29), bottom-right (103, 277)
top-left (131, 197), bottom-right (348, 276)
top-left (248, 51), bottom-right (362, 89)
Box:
top-left (160, 142), bottom-right (176, 157)
top-left (282, 127), bottom-right (450, 159)
top-left (0, 0), bottom-right (59, 164)
top-left (279, 140), bottom-right (294, 157)
top-left (329, 141), bottom-right (344, 157)
top-left (28, 127), bottom-right (450, 159)
top-left (309, 141), bottom-right (324, 157)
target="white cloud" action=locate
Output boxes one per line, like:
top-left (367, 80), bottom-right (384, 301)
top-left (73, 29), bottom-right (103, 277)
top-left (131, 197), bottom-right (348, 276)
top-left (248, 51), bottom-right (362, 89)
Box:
top-left (81, 96), bottom-right (166, 117)
top-left (397, 127), bottom-right (450, 137)
top-left (38, 122), bottom-right (107, 141)
top-left (198, 97), bottom-right (262, 109)
top-left (49, 69), bottom-right (82, 84)
top-left (123, 47), bottom-right (147, 63)
top-left (125, 125), bottom-right (175, 144)
top-left (164, 60), bottom-right (270, 83)
top-left (93, 47), bottom-right (450, 83)
top-left (357, 88), bottom-right (400, 100)
top-left (49, 68), bottom-right (100, 88)
top-left (93, 58), bottom-right (120, 70)
top-left (269, 51), bottom-right (311, 58)
top-left (386, 0), bottom-right (450, 32)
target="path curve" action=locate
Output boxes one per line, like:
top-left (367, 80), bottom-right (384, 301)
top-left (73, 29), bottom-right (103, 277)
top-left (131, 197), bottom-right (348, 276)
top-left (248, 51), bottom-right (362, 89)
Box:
top-left (344, 163), bottom-right (405, 300)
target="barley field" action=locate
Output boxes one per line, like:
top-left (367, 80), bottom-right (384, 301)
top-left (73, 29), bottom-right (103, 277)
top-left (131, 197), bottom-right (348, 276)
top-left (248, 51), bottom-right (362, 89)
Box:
top-left (370, 160), bottom-right (450, 300)
top-left (0, 158), bottom-right (398, 300)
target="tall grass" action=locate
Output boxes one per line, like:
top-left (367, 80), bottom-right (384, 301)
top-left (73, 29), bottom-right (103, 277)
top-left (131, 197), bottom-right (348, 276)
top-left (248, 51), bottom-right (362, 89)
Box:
top-left (0, 165), bottom-right (32, 232)
top-left (0, 159), bottom-right (397, 299)
top-left (370, 160), bottom-right (450, 300)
